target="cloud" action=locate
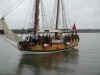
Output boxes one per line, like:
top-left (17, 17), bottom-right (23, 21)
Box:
top-left (68, 0), bottom-right (100, 29)
top-left (0, 0), bottom-right (100, 29)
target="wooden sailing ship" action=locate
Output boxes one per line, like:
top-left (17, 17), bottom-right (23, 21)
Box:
top-left (17, 0), bottom-right (79, 52)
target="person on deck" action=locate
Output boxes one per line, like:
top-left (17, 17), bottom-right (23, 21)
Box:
top-left (37, 34), bottom-right (41, 45)
top-left (72, 24), bottom-right (76, 31)
top-left (75, 33), bottom-right (80, 42)
top-left (32, 34), bottom-right (37, 44)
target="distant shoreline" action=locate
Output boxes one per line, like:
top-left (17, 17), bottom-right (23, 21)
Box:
top-left (11, 29), bottom-right (100, 34)
top-left (1, 29), bottom-right (100, 34)
top-left (77, 29), bottom-right (100, 33)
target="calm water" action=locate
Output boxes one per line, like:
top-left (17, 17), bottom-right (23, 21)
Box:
top-left (0, 33), bottom-right (100, 75)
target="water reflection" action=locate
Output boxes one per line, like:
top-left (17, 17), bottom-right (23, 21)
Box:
top-left (16, 49), bottom-right (79, 75)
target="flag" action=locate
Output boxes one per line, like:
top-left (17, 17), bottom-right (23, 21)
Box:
top-left (72, 24), bottom-right (76, 30)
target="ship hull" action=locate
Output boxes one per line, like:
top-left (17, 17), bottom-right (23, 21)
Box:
top-left (21, 49), bottom-right (65, 54)
top-left (18, 42), bottom-right (67, 52)
top-left (18, 35), bottom-right (79, 53)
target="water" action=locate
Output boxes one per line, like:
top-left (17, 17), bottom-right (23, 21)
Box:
top-left (0, 33), bottom-right (100, 75)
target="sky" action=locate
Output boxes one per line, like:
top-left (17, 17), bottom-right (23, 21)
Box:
top-left (0, 0), bottom-right (100, 29)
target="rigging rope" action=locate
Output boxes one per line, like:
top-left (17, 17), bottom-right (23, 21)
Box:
top-left (40, 0), bottom-right (57, 29)
top-left (23, 0), bottom-right (36, 31)
top-left (61, 0), bottom-right (68, 29)
top-left (67, 0), bottom-right (72, 28)
top-left (23, 0), bottom-right (31, 30)
top-left (0, 0), bottom-right (25, 17)
top-left (40, 0), bottom-right (46, 28)
top-left (27, 0), bottom-right (36, 32)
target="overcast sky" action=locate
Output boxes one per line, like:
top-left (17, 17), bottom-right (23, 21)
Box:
top-left (0, 0), bottom-right (100, 29)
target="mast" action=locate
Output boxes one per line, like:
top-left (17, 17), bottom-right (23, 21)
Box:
top-left (56, 0), bottom-right (60, 30)
top-left (33, 0), bottom-right (40, 34)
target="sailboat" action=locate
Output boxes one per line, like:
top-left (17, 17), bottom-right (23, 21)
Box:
top-left (2, 0), bottom-right (79, 52)
top-left (18, 0), bottom-right (79, 52)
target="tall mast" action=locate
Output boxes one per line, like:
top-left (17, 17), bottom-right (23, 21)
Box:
top-left (56, 0), bottom-right (60, 30)
top-left (33, 0), bottom-right (40, 34)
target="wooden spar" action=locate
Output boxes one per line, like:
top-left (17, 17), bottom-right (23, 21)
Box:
top-left (33, 0), bottom-right (40, 34)
top-left (56, 0), bottom-right (60, 30)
